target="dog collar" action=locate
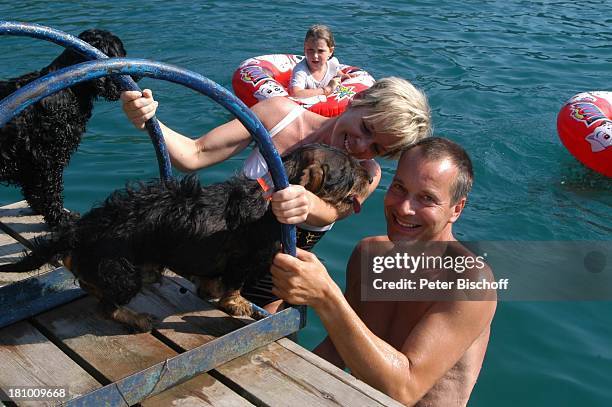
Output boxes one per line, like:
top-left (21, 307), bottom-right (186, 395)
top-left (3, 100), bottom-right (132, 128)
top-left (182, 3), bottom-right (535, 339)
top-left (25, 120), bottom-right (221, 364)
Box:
top-left (257, 172), bottom-right (274, 200)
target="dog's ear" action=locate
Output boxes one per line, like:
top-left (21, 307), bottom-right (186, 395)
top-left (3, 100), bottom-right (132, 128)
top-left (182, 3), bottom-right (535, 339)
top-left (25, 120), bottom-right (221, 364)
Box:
top-left (77, 29), bottom-right (127, 101)
top-left (78, 29), bottom-right (127, 58)
top-left (281, 150), bottom-right (299, 182)
top-left (299, 163), bottom-right (328, 194)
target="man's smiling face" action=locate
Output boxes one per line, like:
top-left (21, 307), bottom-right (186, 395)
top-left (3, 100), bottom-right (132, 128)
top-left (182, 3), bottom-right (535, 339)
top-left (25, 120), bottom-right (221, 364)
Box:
top-left (384, 147), bottom-right (465, 242)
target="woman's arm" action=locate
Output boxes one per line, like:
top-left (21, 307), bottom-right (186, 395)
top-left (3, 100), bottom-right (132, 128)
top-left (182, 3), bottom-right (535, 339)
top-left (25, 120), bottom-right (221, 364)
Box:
top-left (271, 159), bottom-right (381, 226)
top-left (270, 186), bottom-right (344, 227)
top-left (121, 90), bottom-right (290, 172)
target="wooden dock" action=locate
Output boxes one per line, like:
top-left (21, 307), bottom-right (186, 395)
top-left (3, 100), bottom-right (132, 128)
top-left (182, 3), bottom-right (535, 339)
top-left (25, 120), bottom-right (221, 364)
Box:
top-left (0, 201), bottom-right (401, 406)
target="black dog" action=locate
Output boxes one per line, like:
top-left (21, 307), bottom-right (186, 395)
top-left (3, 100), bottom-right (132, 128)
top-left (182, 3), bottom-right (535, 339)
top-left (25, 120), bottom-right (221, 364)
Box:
top-left (0, 144), bottom-right (371, 331)
top-left (0, 29), bottom-right (127, 227)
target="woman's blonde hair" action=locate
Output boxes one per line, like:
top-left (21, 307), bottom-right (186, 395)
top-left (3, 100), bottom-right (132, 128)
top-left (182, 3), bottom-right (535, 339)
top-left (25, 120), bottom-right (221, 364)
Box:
top-left (350, 77), bottom-right (432, 159)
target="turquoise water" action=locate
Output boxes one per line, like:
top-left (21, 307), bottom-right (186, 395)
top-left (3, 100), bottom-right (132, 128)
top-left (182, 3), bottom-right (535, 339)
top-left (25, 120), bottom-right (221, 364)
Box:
top-left (1, 1), bottom-right (611, 405)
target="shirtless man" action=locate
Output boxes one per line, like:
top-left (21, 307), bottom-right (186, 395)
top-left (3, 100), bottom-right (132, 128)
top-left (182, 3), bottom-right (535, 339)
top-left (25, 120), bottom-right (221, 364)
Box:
top-left (270, 137), bottom-right (497, 406)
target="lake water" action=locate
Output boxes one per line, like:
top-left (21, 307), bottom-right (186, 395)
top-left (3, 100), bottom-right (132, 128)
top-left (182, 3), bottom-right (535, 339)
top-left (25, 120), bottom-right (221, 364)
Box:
top-left (1, 1), bottom-right (611, 405)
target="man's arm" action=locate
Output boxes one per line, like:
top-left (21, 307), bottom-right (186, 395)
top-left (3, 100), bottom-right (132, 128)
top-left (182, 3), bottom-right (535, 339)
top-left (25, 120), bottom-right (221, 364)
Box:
top-left (271, 243), bottom-right (496, 405)
top-left (121, 91), bottom-right (291, 172)
top-left (313, 336), bottom-right (345, 369)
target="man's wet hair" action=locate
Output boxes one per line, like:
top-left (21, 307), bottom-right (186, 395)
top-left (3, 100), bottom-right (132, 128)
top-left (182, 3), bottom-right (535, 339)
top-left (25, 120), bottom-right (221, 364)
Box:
top-left (406, 137), bottom-right (473, 204)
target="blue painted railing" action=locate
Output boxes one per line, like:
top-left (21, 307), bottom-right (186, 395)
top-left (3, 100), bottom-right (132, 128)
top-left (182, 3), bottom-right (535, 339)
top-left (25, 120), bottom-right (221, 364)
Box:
top-left (0, 57), bottom-right (305, 405)
top-left (0, 21), bottom-right (297, 255)
top-left (0, 57), bottom-right (297, 256)
top-left (0, 20), bottom-right (172, 180)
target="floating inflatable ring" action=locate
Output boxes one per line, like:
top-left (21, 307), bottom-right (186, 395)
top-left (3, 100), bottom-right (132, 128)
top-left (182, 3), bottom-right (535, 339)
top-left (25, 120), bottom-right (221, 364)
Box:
top-left (557, 92), bottom-right (612, 177)
top-left (232, 54), bottom-right (375, 117)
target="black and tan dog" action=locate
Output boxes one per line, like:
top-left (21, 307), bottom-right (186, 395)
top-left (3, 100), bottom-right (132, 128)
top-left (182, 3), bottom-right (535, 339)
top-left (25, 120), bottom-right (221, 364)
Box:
top-left (0, 144), bottom-right (371, 331)
top-left (0, 29), bottom-right (128, 227)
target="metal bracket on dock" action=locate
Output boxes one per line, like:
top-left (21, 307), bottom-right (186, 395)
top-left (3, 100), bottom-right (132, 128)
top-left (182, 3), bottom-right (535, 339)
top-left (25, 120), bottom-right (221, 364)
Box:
top-left (65, 306), bottom-right (302, 406)
top-left (0, 267), bottom-right (85, 329)
top-left (0, 266), bottom-right (304, 405)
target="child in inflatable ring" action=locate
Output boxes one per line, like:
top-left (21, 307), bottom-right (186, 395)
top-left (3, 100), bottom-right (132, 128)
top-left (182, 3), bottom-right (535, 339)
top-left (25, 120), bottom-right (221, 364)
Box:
top-left (121, 76), bottom-right (431, 312)
top-left (289, 24), bottom-right (353, 98)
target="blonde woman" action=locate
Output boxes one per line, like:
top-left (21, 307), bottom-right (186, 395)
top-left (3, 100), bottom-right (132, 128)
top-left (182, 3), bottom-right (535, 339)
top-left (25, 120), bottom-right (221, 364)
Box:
top-left (121, 76), bottom-right (431, 310)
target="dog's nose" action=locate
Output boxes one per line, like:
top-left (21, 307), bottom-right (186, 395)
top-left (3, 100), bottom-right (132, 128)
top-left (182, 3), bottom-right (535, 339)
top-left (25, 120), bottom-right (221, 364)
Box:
top-left (357, 159), bottom-right (379, 184)
top-left (353, 196), bottom-right (362, 214)
top-left (62, 255), bottom-right (73, 270)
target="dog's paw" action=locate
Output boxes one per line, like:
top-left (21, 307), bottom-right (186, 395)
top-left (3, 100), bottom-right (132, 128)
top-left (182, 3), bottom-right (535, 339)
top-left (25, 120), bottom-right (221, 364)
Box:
top-left (195, 277), bottom-right (225, 299)
top-left (218, 294), bottom-right (252, 317)
top-left (108, 306), bottom-right (156, 332)
top-left (131, 313), bottom-right (155, 333)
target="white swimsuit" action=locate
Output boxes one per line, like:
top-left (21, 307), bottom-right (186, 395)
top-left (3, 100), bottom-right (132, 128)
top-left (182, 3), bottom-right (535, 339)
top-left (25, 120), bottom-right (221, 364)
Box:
top-left (242, 104), bottom-right (305, 180)
top-left (242, 104), bottom-right (333, 233)
top-left (240, 106), bottom-right (337, 306)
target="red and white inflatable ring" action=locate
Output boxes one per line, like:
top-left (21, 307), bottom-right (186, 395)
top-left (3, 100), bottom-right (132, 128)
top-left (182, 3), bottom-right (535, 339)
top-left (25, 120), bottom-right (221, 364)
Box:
top-left (231, 54), bottom-right (375, 117)
top-left (557, 92), bottom-right (612, 177)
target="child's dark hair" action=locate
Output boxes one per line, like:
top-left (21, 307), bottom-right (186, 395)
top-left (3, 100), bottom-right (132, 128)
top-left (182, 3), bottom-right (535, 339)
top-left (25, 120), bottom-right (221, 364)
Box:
top-left (305, 24), bottom-right (336, 51)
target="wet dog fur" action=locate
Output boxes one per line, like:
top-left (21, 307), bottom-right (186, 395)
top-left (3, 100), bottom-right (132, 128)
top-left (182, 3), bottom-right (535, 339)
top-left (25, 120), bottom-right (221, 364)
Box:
top-left (0, 29), bottom-right (127, 227)
top-left (0, 144), bottom-right (371, 332)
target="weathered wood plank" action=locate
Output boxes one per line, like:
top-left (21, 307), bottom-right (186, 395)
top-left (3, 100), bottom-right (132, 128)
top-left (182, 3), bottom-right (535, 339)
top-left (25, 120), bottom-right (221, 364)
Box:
top-left (0, 267), bottom-right (85, 329)
top-left (0, 321), bottom-right (100, 406)
top-left (0, 201), bottom-right (48, 241)
top-left (33, 295), bottom-right (178, 383)
top-left (128, 276), bottom-right (248, 351)
top-left (0, 201), bottom-right (53, 286)
top-left (31, 286), bottom-right (268, 406)
top-left (141, 373), bottom-right (253, 407)
top-left (214, 341), bottom-right (386, 407)
top-left (277, 338), bottom-right (404, 407)
top-left (138, 276), bottom-right (387, 405)
top-left (62, 308), bottom-right (301, 407)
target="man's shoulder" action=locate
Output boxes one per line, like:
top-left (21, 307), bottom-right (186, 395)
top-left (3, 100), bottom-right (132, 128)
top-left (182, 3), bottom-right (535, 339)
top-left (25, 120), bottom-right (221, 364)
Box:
top-left (353, 235), bottom-right (390, 253)
top-left (360, 235), bottom-right (390, 244)
top-left (347, 236), bottom-right (389, 270)
top-left (447, 240), bottom-right (494, 275)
